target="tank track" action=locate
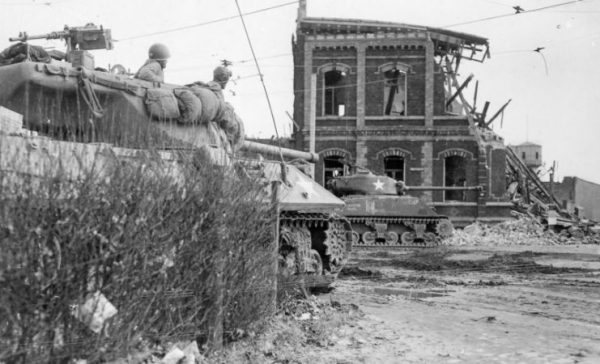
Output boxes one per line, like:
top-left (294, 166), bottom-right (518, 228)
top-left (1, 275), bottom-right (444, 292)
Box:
top-left (279, 211), bottom-right (352, 276)
top-left (348, 216), bottom-right (450, 249)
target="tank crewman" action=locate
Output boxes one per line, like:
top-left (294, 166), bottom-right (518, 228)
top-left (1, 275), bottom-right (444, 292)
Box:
top-left (134, 43), bottom-right (170, 82)
top-left (207, 66), bottom-right (232, 100)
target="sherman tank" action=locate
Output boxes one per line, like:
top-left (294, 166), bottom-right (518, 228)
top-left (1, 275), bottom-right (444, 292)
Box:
top-left (0, 24), bottom-right (351, 285)
top-left (327, 169), bottom-right (478, 247)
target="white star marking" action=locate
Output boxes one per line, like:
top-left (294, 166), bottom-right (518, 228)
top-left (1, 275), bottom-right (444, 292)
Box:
top-left (373, 179), bottom-right (384, 190)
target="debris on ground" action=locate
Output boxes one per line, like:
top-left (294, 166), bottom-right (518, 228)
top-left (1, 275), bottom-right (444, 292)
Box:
top-left (444, 216), bottom-right (600, 246)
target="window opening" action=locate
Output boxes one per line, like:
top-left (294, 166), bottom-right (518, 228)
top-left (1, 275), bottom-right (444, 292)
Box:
top-left (521, 152), bottom-right (526, 159)
top-left (535, 151), bottom-right (539, 160)
top-left (383, 69), bottom-right (406, 116)
top-left (324, 156), bottom-right (345, 186)
top-left (324, 70), bottom-right (347, 116)
top-left (444, 156), bottom-right (467, 201)
top-left (384, 156), bottom-right (405, 181)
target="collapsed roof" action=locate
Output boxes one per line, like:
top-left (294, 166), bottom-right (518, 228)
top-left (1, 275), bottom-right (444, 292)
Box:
top-left (297, 17), bottom-right (490, 62)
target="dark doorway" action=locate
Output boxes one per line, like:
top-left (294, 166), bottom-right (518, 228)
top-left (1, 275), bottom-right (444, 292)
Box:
top-left (324, 156), bottom-right (345, 186)
top-left (444, 156), bottom-right (467, 201)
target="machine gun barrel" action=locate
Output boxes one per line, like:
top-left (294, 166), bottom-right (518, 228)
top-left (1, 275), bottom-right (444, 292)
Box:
top-left (241, 140), bottom-right (319, 162)
top-left (9, 31), bottom-right (69, 42)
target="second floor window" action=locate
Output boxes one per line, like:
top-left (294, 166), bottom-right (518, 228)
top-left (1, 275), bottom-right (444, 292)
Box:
top-left (324, 70), bottom-right (347, 116)
top-left (383, 69), bottom-right (406, 116)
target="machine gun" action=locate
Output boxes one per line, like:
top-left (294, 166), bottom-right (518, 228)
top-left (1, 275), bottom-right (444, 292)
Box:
top-left (9, 24), bottom-right (112, 68)
top-left (9, 23), bottom-right (113, 52)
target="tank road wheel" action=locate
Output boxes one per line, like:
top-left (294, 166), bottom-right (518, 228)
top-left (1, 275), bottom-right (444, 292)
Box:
top-left (361, 231), bottom-right (376, 245)
top-left (423, 232), bottom-right (438, 246)
top-left (435, 219), bottom-right (454, 239)
top-left (400, 231), bottom-right (416, 245)
top-left (279, 225), bottom-right (312, 276)
top-left (384, 231), bottom-right (399, 245)
top-left (308, 249), bottom-right (323, 275)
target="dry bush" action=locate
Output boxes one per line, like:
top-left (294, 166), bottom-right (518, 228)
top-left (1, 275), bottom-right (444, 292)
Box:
top-left (0, 150), bottom-right (277, 363)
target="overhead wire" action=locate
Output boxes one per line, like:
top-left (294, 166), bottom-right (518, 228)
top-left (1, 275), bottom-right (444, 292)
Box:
top-left (234, 0), bottom-right (285, 161)
top-left (117, 0), bottom-right (298, 42)
top-left (444, 0), bottom-right (591, 28)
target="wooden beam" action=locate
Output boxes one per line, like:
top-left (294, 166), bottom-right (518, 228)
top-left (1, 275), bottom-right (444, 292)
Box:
top-left (485, 99), bottom-right (512, 127)
top-left (445, 73), bottom-right (473, 108)
top-left (479, 101), bottom-right (490, 126)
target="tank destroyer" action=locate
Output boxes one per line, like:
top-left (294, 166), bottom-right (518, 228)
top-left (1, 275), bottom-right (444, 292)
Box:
top-left (0, 24), bottom-right (351, 286)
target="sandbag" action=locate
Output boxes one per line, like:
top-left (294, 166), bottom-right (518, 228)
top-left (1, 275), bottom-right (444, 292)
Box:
top-left (174, 88), bottom-right (202, 124)
top-left (145, 88), bottom-right (180, 120)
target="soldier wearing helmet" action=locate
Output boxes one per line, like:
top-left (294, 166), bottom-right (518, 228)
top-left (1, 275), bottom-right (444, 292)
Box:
top-left (134, 43), bottom-right (170, 83)
top-left (212, 66), bottom-right (232, 89)
top-left (205, 65), bottom-right (232, 100)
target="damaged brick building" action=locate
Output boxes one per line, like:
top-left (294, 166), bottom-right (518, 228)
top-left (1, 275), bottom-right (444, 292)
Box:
top-left (291, 1), bottom-right (512, 225)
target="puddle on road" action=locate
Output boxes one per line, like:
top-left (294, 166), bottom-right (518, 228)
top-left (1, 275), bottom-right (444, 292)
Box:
top-left (446, 253), bottom-right (494, 261)
top-left (534, 259), bottom-right (600, 270)
top-left (359, 286), bottom-right (449, 299)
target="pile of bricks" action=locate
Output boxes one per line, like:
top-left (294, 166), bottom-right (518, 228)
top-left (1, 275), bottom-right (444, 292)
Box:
top-left (443, 216), bottom-right (600, 246)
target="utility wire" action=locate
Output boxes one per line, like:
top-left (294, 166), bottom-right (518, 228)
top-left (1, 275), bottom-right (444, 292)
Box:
top-left (444, 0), bottom-right (589, 28)
top-left (234, 0), bottom-right (285, 161)
top-left (117, 0), bottom-right (298, 42)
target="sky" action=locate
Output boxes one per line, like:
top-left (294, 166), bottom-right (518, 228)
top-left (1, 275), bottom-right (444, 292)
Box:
top-left (0, 0), bottom-right (599, 183)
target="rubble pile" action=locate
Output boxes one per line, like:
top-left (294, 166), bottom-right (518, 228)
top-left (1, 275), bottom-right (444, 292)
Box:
top-left (444, 216), bottom-right (600, 246)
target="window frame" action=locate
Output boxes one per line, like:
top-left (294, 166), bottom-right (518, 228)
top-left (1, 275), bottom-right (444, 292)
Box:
top-left (383, 155), bottom-right (406, 182)
top-left (382, 69), bottom-right (407, 116)
top-left (376, 62), bottom-right (411, 117)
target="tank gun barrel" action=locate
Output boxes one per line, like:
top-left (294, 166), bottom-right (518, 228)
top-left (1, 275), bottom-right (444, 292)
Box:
top-left (241, 140), bottom-right (319, 162)
top-left (402, 185), bottom-right (483, 191)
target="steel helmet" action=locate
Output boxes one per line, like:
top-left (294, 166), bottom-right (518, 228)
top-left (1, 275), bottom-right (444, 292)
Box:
top-left (148, 43), bottom-right (170, 60)
top-left (213, 66), bottom-right (232, 83)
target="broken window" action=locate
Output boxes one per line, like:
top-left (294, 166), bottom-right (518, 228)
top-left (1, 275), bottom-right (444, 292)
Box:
top-left (384, 156), bottom-right (405, 181)
top-left (324, 156), bottom-right (345, 186)
top-left (444, 156), bottom-right (467, 201)
top-left (383, 69), bottom-right (406, 116)
top-left (324, 70), bottom-right (348, 116)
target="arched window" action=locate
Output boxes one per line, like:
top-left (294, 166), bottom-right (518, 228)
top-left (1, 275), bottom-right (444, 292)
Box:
top-left (384, 156), bottom-right (405, 181)
top-left (383, 68), bottom-right (407, 116)
top-left (323, 70), bottom-right (348, 116)
top-left (323, 156), bottom-right (345, 186)
top-left (444, 155), bottom-right (467, 201)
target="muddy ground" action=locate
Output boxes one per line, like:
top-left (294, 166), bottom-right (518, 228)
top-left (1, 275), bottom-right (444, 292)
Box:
top-left (214, 244), bottom-right (600, 364)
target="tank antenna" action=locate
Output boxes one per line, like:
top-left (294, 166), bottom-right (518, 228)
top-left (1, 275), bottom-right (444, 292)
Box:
top-left (234, 0), bottom-right (285, 163)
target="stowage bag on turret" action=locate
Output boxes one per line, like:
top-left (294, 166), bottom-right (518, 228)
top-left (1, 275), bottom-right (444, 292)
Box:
top-left (145, 88), bottom-right (181, 120)
top-left (0, 42), bottom-right (51, 66)
top-left (174, 88), bottom-right (202, 124)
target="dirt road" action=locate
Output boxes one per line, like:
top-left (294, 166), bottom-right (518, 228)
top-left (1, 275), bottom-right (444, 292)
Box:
top-left (215, 244), bottom-right (600, 363)
top-left (324, 245), bottom-right (600, 363)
